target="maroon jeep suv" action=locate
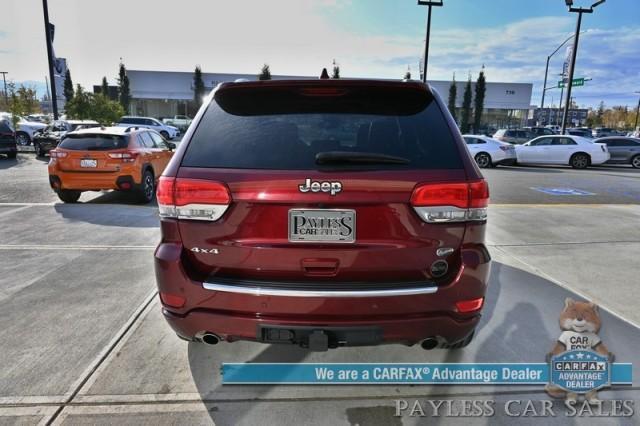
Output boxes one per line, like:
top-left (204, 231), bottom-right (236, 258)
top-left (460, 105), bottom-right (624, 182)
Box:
top-left (154, 79), bottom-right (490, 351)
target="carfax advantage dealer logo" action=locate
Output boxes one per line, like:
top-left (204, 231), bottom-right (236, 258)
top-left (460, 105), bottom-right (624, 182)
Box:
top-left (551, 350), bottom-right (610, 394)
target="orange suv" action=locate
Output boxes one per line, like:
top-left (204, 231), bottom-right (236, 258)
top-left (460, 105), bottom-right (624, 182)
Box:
top-left (48, 126), bottom-right (175, 203)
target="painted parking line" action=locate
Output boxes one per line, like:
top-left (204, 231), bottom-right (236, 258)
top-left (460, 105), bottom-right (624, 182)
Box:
top-left (0, 245), bottom-right (156, 250)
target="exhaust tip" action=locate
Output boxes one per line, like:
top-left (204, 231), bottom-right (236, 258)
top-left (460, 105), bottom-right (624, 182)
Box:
top-left (201, 333), bottom-right (220, 345)
top-left (420, 337), bottom-right (438, 350)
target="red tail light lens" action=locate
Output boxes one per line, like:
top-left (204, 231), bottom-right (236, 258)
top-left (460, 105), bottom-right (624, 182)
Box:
top-left (157, 177), bottom-right (231, 221)
top-left (411, 181), bottom-right (489, 223)
top-left (455, 297), bottom-right (484, 313)
top-left (411, 183), bottom-right (470, 208)
top-left (174, 179), bottom-right (231, 206)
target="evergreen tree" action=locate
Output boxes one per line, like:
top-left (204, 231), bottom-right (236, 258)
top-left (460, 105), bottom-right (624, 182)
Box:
top-left (332, 59), bottom-right (340, 79)
top-left (101, 77), bottom-right (109, 98)
top-left (63, 69), bottom-right (74, 102)
top-left (118, 62), bottom-right (131, 112)
top-left (460, 76), bottom-right (473, 133)
top-left (193, 66), bottom-right (205, 107)
top-left (258, 64), bottom-right (272, 80)
top-left (473, 66), bottom-right (486, 133)
top-left (447, 73), bottom-right (457, 122)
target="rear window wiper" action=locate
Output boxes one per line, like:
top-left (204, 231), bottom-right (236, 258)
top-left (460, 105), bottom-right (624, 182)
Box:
top-left (315, 151), bottom-right (410, 165)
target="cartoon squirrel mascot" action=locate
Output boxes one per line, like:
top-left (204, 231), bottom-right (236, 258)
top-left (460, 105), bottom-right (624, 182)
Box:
top-left (544, 298), bottom-right (614, 403)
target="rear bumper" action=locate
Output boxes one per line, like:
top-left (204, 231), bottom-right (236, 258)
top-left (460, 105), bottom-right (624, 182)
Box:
top-left (154, 236), bottom-right (491, 348)
top-left (48, 168), bottom-right (142, 191)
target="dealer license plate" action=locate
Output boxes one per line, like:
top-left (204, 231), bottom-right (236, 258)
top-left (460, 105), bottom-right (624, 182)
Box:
top-left (288, 209), bottom-right (355, 243)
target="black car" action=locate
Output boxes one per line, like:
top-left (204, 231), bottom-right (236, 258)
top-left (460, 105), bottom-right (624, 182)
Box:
top-left (33, 120), bottom-right (100, 157)
top-left (0, 120), bottom-right (17, 159)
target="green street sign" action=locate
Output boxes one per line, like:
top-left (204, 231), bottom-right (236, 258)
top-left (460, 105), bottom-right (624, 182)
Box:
top-left (557, 78), bottom-right (585, 88)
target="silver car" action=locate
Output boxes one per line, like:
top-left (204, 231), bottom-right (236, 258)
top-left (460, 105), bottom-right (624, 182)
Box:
top-left (595, 137), bottom-right (640, 168)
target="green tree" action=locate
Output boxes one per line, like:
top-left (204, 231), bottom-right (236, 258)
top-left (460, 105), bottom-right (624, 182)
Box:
top-left (447, 73), bottom-right (457, 122)
top-left (7, 83), bottom-right (22, 129)
top-left (101, 76), bottom-right (109, 98)
top-left (63, 69), bottom-right (74, 102)
top-left (65, 84), bottom-right (124, 125)
top-left (118, 62), bottom-right (131, 112)
top-left (16, 86), bottom-right (38, 115)
top-left (460, 76), bottom-right (473, 133)
top-left (193, 65), bottom-right (206, 107)
top-left (473, 66), bottom-right (486, 133)
top-left (332, 59), bottom-right (340, 79)
top-left (65, 85), bottom-right (92, 120)
top-left (258, 64), bottom-right (272, 81)
top-left (90, 92), bottom-right (125, 125)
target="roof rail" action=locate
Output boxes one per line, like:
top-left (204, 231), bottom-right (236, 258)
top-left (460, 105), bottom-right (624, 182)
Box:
top-left (124, 126), bottom-right (139, 133)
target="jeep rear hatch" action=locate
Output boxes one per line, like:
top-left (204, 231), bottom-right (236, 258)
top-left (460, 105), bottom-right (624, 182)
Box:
top-left (162, 81), bottom-right (485, 283)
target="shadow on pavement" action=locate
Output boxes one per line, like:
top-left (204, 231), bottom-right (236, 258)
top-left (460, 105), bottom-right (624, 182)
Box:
top-left (53, 202), bottom-right (159, 228)
top-left (493, 165), bottom-right (563, 173)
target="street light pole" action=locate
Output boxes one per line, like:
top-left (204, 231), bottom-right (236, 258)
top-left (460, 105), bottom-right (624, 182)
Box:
top-left (561, 0), bottom-right (605, 134)
top-left (417, 1), bottom-right (443, 83)
top-left (42, 0), bottom-right (58, 120)
top-left (540, 33), bottom-right (578, 109)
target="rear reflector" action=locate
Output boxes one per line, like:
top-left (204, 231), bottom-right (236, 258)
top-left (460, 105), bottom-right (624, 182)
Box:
top-left (160, 292), bottom-right (186, 308)
top-left (157, 177), bottom-right (231, 221)
top-left (455, 297), bottom-right (484, 313)
top-left (411, 181), bottom-right (489, 223)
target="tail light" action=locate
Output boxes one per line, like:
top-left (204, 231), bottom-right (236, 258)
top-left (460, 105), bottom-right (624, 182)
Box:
top-left (49, 150), bottom-right (68, 158)
top-left (411, 181), bottom-right (489, 223)
top-left (455, 297), bottom-right (484, 313)
top-left (108, 151), bottom-right (139, 163)
top-left (157, 177), bottom-right (231, 221)
top-left (160, 292), bottom-right (185, 308)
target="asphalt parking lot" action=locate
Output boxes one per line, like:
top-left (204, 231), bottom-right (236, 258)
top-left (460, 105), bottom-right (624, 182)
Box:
top-left (1, 153), bottom-right (639, 425)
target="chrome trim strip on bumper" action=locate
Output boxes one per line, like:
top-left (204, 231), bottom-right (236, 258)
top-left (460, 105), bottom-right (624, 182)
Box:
top-left (202, 282), bottom-right (438, 298)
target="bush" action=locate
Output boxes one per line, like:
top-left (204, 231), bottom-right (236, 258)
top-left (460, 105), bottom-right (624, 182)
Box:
top-left (65, 84), bottom-right (125, 125)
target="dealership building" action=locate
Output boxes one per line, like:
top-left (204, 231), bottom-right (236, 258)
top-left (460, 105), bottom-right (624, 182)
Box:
top-left (122, 70), bottom-right (533, 128)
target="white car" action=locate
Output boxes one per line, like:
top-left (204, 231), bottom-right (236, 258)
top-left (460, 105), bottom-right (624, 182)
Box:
top-left (116, 116), bottom-right (179, 140)
top-left (515, 135), bottom-right (610, 169)
top-left (462, 134), bottom-right (517, 168)
top-left (0, 113), bottom-right (47, 145)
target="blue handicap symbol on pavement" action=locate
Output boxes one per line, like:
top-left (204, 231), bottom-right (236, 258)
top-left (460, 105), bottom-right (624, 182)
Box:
top-left (531, 187), bottom-right (595, 196)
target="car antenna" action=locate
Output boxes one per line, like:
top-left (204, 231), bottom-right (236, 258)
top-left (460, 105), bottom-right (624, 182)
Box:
top-left (320, 68), bottom-right (330, 79)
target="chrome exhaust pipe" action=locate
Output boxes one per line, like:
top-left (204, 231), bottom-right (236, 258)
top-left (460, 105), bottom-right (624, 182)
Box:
top-left (200, 332), bottom-right (221, 345)
top-left (420, 337), bottom-right (438, 350)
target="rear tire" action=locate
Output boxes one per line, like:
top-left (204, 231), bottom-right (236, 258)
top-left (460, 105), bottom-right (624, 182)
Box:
top-left (57, 189), bottom-right (81, 203)
top-left (570, 153), bottom-right (590, 169)
top-left (137, 169), bottom-right (155, 204)
top-left (474, 152), bottom-right (492, 168)
top-left (7, 151), bottom-right (17, 159)
top-left (631, 155), bottom-right (640, 169)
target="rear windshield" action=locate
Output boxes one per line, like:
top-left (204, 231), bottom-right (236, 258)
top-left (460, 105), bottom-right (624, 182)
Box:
top-left (59, 134), bottom-right (128, 150)
top-left (182, 84), bottom-right (462, 170)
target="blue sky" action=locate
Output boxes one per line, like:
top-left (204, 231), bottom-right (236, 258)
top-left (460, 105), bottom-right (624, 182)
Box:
top-left (2, 0), bottom-right (639, 108)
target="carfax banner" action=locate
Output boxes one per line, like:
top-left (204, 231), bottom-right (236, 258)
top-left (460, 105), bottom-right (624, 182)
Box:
top-left (222, 362), bottom-right (632, 386)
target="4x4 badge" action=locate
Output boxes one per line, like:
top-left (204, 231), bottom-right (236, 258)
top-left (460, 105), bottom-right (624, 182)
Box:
top-left (298, 178), bottom-right (342, 196)
top-left (190, 247), bottom-right (219, 254)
